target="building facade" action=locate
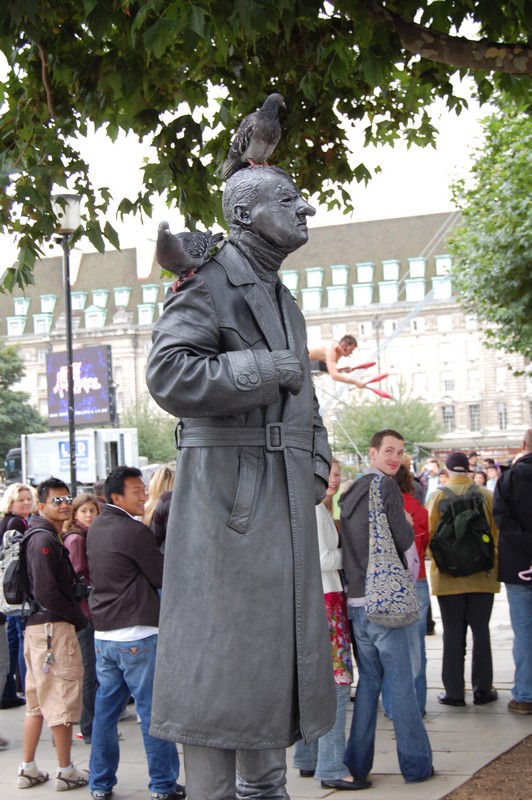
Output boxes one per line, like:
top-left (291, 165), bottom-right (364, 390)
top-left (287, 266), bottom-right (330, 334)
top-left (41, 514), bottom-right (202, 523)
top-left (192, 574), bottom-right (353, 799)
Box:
top-left (0, 212), bottom-right (529, 458)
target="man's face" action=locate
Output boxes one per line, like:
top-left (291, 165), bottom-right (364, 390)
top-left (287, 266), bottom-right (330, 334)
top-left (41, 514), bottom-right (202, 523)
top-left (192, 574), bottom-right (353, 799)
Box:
top-left (369, 436), bottom-right (405, 477)
top-left (111, 476), bottom-right (146, 517)
top-left (246, 172), bottom-right (316, 254)
top-left (39, 488), bottom-right (72, 530)
top-left (339, 342), bottom-right (356, 357)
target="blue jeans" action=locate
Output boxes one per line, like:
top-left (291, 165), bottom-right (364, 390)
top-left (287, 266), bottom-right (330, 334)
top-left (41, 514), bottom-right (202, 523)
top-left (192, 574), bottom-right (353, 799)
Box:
top-left (1, 616), bottom-right (26, 700)
top-left (89, 635), bottom-right (180, 794)
top-left (293, 684), bottom-right (351, 780)
top-left (345, 606), bottom-right (432, 784)
top-left (382, 579), bottom-right (430, 717)
top-left (506, 584), bottom-right (532, 703)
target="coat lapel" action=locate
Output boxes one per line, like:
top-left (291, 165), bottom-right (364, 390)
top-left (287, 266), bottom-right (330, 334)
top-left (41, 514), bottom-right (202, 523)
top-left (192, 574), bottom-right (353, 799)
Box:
top-left (278, 285), bottom-right (307, 360)
top-left (245, 284), bottom-right (287, 350)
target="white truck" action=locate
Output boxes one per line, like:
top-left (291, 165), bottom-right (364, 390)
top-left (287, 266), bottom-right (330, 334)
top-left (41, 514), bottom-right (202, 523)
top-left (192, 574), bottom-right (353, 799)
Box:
top-left (19, 428), bottom-right (139, 489)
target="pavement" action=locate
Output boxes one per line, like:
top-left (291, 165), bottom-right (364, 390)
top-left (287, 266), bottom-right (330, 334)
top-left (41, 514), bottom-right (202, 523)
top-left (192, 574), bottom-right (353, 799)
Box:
top-left (0, 586), bottom-right (530, 800)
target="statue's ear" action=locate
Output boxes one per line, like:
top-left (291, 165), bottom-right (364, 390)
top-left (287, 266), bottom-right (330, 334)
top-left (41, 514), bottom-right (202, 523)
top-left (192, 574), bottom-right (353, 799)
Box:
top-left (234, 204), bottom-right (251, 227)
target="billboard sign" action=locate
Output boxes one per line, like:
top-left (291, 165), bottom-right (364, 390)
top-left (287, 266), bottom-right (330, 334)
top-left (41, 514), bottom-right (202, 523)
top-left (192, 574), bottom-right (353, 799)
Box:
top-left (46, 345), bottom-right (112, 427)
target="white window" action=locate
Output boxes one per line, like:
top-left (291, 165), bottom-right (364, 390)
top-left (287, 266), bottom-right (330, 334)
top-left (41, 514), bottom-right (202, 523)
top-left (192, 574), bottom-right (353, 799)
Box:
top-left (37, 348), bottom-right (47, 364)
top-left (496, 366), bottom-right (507, 392)
top-left (466, 340), bottom-right (480, 360)
top-left (356, 262), bottom-right (374, 283)
top-left (114, 287), bottom-right (132, 307)
top-left (138, 304), bottom-right (156, 325)
top-left (469, 404), bottom-right (481, 432)
top-left (40, 295), bottom-right (57, 314)
top-left (33, 314), bottom-right (52, 334)
top-left (412, 372), bottom-right (427, 396)
top-left (408, 257), bottom-right (426, 278)
top-left (38, 373), bottom-right (47, 390)
top-left (383, 319), bottom-right (397, 336)
top-left (441, 371), bottom-right (455, 392)
top-left (358, 322), bottom-right (373, 338)
top-left (498, 402), bottom-right (508, 430)
top-left (465, 314), bottom-right (478, 330)
top-left (14, 297), bottom-right (30, 316)
top-left (306, 325), bottom-right (322, 346)
top-left (86, 309), bottom-right (107, 329)
top-left (442, 405), bottom-right (455, 432)
top-left (405, 279), bottom-right (425, 302)
top-left (301, 288), bottom-right (322, 311)
top-left (435, 255), bottom-right (452, 275)
top-left (437, 315), bottom-right (453, 332)
top-left (142, 285), bottom-right (159, 304)
top-left (352, 284), bottom-right (373, 307)
top-left (326, 286), bottom-right (347, 309)
top-left (468, 369), bottom-right (481, 392)
top-left (382, 260), bottom-right (399, 281)
top-left (410, 317), bottom-right (426, 334)
top-left (7, 317), bottom-right (25, 336)
top-left (331, 323), bottom-right (347, 341)
top-left (438, 342), bottom-right (451, 363)
top-left (281, 270), bottom-right (299, 294)
top-left (306, 268), bottom-right (324, 288)
top-left (432, 275), bottom-right (452, 300)
top-left (378, 282), bottom-right (398, 304)
top-left (412, 344), bottom-right (425, 364)
top-left (92, 290), bottom-right (109, 308)
top-left (330, 265), bottom-right (349, 286)
top-left (71, 292), bottom-right (88, 311)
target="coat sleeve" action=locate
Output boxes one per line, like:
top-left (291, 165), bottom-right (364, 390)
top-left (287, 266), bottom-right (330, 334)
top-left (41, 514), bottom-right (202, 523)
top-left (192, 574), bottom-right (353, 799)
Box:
top-left (316, 505), bottom-right (342, 573)
top-left (493, 478), bottom-right (525, 541)
top-left (146, 275), bottom-right (281, 418)
top-left (130, 524), bottom-right (165, 589)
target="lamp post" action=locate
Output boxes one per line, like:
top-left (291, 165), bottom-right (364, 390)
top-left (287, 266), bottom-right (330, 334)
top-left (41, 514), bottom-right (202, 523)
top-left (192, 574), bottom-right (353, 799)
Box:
top-left (53, 192), bottom-right (81, 497)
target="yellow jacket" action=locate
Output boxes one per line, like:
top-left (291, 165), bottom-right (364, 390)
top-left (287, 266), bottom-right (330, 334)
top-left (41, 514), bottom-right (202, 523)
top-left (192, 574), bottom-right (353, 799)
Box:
top-left (427, 475), bottom-right (500, 596)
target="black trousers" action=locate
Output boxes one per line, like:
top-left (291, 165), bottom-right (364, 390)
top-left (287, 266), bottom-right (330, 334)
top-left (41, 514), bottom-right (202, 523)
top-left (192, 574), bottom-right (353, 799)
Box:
top-left (437, 592), bottom-right (495, 699)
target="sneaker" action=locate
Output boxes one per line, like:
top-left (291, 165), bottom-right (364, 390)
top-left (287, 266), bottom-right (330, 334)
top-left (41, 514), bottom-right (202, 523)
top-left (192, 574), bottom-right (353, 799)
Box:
top-left (508, 698), bottom-right (532, 715)
top-left (91, 792), bottom-right (113, 800)
top-left (55, 765), bottom-right (89, 791)
top-left (151, 785), bottom-right (186, 800)
top-left (118, 707), bottom-right (133, 722)
top-left (17, 765), bottom-right (50, 789)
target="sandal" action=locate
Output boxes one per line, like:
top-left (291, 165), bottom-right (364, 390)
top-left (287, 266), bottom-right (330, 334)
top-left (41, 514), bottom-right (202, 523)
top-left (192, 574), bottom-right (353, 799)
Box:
top-left (55, 767), bottom-right (89, 791)
top-left (17, 768), bottom-right (50, 789)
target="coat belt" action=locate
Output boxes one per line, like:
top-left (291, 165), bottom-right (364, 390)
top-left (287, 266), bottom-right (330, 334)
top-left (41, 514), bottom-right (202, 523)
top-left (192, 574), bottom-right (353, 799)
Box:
top-left (177, 423), bottom-right (314, 453)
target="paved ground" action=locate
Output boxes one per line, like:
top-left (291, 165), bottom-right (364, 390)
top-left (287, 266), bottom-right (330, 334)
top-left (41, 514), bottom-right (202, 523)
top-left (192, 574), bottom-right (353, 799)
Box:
top-left (0, 586), bottom-right (529, 799)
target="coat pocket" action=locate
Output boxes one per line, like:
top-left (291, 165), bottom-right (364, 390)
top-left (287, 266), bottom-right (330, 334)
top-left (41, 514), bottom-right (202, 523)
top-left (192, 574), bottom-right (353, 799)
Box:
top-left (227, 451), bottom-right (262, 534)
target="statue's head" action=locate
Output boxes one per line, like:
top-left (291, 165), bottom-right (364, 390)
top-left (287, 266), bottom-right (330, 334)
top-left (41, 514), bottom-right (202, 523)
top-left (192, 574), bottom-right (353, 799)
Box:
top-left (223, 166), bottom-right (316, 255)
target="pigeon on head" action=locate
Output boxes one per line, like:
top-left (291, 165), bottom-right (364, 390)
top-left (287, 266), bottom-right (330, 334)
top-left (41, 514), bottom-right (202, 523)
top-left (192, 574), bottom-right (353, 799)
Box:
top-left (222, 93), bottom-right (286, 180)
top-left (156, 222), bottom-right (224, 278)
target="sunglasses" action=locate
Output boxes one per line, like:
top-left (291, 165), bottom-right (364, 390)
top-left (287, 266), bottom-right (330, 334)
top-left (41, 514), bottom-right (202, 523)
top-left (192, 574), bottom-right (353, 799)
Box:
top-left (49, 496), bottom-right (73, 507)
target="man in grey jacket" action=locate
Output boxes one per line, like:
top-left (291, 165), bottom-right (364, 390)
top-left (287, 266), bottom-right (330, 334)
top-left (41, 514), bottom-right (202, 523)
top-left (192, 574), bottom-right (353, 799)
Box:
top-left (339, 430), bottom-right (433, 785)
top-left (146, 166), bottom-right (335, 800)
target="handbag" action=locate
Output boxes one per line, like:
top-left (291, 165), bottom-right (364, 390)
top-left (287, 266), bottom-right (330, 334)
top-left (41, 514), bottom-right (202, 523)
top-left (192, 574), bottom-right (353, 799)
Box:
top-left (364, 475), bottom-right (420, 628)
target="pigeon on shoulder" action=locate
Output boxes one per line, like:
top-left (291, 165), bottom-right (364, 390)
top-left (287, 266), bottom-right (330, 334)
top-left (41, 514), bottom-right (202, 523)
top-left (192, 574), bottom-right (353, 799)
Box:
top-left (222, 93), bottom-right (286, 180)
top-left (156, 222), bottom-right (224, 278)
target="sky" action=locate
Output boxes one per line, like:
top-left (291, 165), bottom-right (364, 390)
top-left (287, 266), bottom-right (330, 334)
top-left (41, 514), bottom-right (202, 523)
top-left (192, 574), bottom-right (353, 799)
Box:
top-left (0, 80), bottom-right (486, 276)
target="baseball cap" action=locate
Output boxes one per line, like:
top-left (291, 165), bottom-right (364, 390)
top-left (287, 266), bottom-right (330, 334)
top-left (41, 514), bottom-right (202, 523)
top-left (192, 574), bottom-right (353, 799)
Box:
top-left (445, 451), bottom-right (471, 474)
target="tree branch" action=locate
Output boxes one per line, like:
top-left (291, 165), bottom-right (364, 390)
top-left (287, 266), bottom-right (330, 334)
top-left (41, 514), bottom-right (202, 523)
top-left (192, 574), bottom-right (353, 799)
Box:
top-left (364, 0), bottom-right (532, 75)
top-left (37, 44), bottom-right (56, 118)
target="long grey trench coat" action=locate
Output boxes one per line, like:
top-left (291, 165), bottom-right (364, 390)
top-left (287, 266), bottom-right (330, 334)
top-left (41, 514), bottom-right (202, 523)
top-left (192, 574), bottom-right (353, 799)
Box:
top-left (146, 241), bottom-right (336, 750)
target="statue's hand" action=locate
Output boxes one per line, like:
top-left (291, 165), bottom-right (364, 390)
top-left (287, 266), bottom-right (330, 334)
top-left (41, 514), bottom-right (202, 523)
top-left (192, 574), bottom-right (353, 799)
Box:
top-left (271, 350), bottom-right (304, 395)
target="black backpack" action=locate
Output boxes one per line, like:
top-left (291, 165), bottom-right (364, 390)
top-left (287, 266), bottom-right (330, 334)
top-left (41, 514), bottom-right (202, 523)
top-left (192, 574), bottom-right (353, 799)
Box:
top-left (429, 485), bottom-right (495, 577)
top-left (0, 529), bottom-right (38, 617)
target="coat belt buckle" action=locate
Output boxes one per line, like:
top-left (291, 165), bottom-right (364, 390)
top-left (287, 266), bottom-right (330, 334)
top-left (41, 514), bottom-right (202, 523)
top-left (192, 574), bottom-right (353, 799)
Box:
top-left (265, 423), bottom-right (285, 451)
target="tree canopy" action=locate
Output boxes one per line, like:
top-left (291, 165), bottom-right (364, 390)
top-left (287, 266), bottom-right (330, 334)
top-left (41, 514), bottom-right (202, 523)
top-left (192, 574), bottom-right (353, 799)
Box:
top-left (333, 385), bottom-right (442, 460)
top-left (121, 395), bottom-right (178, 464)
top-left (0, 343), bottom-right (47, 460)
top-left (449, 100), bottom-right (532, 361)
top-left (1, 0), bottom-right (531, 290)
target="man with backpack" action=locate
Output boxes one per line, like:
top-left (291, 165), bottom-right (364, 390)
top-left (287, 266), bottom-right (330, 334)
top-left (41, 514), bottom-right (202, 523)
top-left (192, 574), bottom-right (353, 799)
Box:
top-left (427, 452), bottom-right (500, 707)
top-left (16, 477), bottom-right (88, 791)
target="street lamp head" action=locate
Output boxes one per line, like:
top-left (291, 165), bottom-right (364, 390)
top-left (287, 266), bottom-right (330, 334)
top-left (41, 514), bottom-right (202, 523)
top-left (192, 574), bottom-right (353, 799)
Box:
top-left (52, 192), bottom-right (81, 234)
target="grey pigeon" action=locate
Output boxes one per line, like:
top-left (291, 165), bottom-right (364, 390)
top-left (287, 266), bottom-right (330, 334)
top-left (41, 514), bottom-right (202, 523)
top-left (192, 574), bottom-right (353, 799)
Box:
top-left (222, 93), bottom-right (286, 180)
top-left (156, 222), bottom-right (224, 277)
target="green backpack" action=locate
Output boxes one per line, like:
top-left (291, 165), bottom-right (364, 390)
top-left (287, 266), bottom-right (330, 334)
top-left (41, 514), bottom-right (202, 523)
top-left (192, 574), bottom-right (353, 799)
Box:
top-left (429, 485), bottom-right (495, 577)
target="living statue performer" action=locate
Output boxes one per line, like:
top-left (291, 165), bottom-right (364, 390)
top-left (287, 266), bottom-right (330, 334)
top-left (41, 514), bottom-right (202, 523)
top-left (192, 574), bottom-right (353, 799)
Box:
top-left (146, 165), bottom-right (336, 800)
